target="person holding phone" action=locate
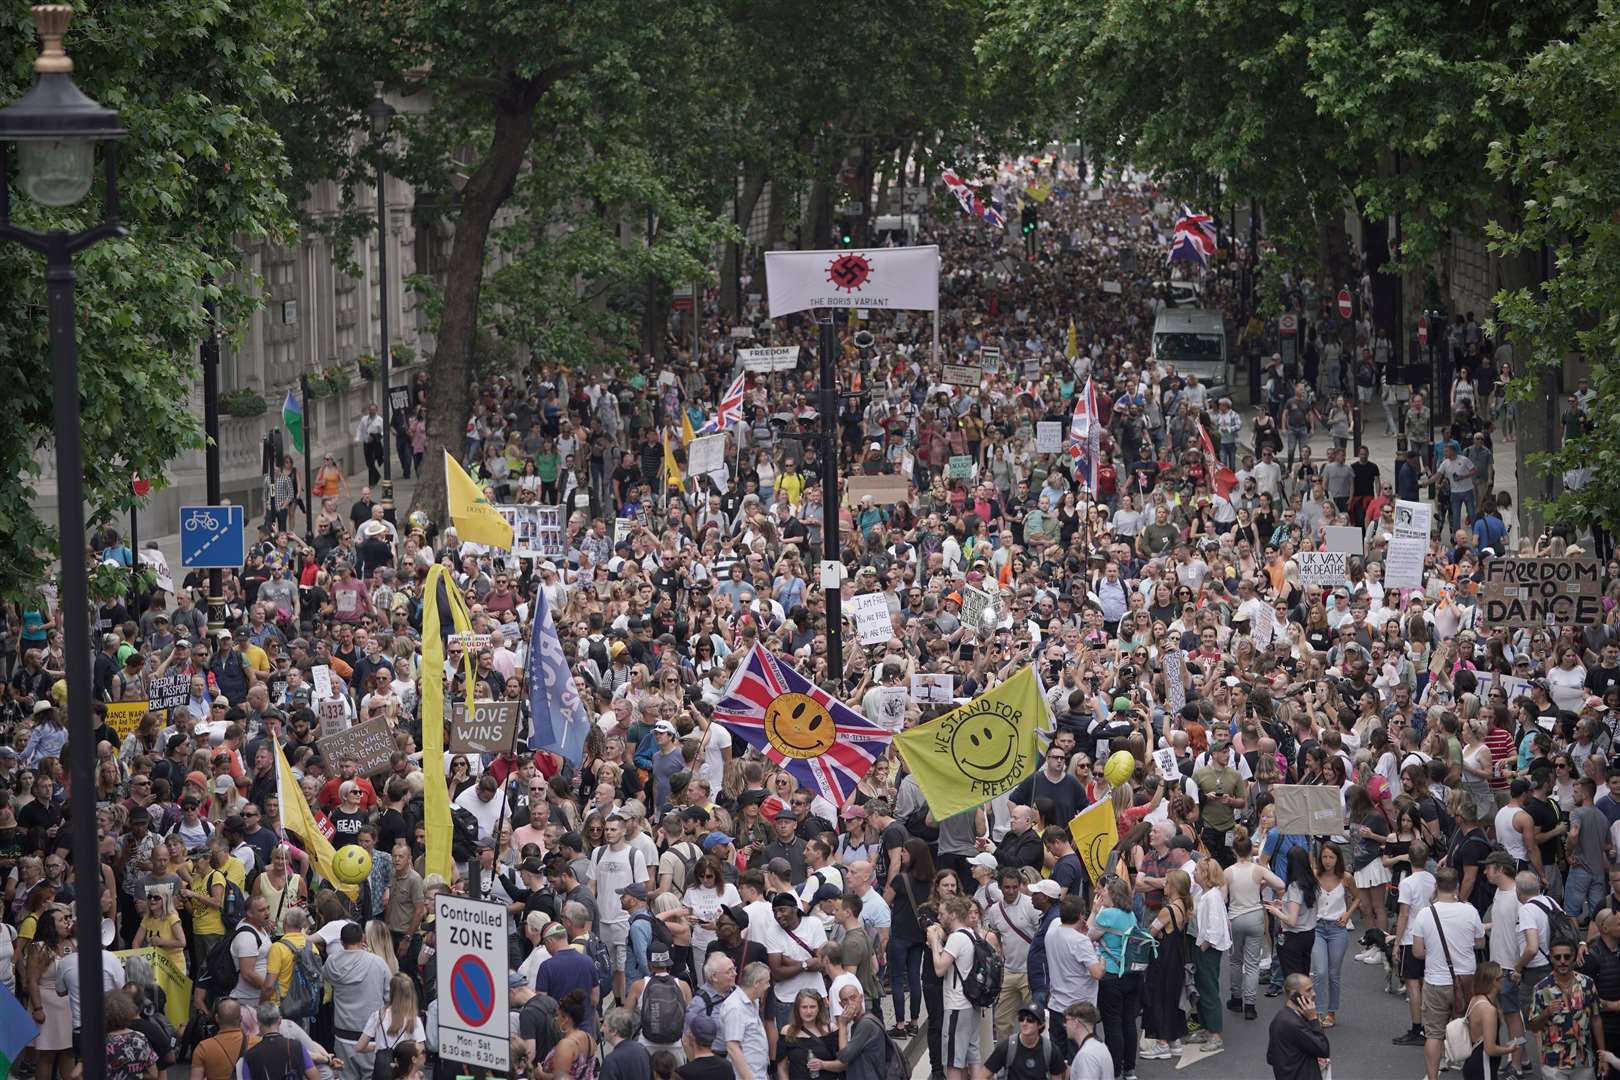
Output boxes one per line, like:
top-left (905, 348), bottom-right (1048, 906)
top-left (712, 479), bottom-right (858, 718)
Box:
top-left (1266, 973), bottom-right (1331, 1080)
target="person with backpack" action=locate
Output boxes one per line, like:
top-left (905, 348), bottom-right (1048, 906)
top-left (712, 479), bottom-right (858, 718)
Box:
top-left (226, 896), bottom-right (275, 1010)
top-left (812, 983), bottom-right (895, 1080)
top-left (981, 1005), bottom-right (1066, 1080)
top-left (1514, 869), bottom-right (1577, 1007)
top-left (355, 974), bottom-right (425, 1080)
top-left (628, 944), bottom-right (691, 1062)
top-left (536, 920), bottom-right (600, 1033)
top-left (928, 895), bottom-right (995, 1080)
top-left (239, 1002), bottom-right (320, 1080)
top-left (264, 908), bottom-right (321, 1028)
top-left (323, 921), bottom-right (390, 1080)
top-left (187, 836), bottom-right (248, 974)
top-left (1091, 876), bottom-right (1150, 1080)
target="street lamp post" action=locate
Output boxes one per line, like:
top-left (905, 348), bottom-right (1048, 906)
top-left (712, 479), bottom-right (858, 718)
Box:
top-left (0, 8), bottom-right (126, 1080)
top-left (368, 86), bottom-right (397, 510)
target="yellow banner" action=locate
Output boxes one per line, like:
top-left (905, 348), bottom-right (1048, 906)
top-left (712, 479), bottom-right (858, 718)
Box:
top-left (1069, 800), bottom-right (1119, 884)
top-left (421, 565), bottom-right (477, 882)
top-left (892, 666), bottom-right (1046, 821)
top-left (446, 450), bottom-right (514, 549)
top-left (114, 946), bottom-right (191, 1031)
top-left (106, 701), bottom-right (148, 739)
top-left (1027, 179), bottom-right (1053, 203)
top-left (274, 735), bottom-right (342, 893)
top-left (1066, 318), bottom-right (1079, 361)
top-left (681, 409), bottom-right (697, 448)
top-left (663, 430), bottom-right (683, 490)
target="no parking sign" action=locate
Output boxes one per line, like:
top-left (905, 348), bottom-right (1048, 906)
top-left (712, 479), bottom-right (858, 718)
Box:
top-left (434, 894), bottom-right (510, 1072)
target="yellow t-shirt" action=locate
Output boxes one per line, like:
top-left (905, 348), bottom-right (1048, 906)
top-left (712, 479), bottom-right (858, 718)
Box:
top-left (241, 643), bottom-right (270, 673)
top-left (17, 913), bottom-right (37, 943)
top-left (190, 859), bottom-right (246, 937)
top-left (139, 913), bottom-right (186, 971)
top-left (265, 930), bottom-right (309, 1004)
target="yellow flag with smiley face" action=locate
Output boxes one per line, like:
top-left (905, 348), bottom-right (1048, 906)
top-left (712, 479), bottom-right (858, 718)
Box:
top-left (893, 666), bottom-right (1049, 821)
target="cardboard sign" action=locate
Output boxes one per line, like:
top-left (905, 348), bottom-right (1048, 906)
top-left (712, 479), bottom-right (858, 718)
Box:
top-left (1385, 537), bottom-right (1426, 589)
top-left (317, 715), bottom-right (395, 777)
top-left (874, 687), bottom-right (909, 732)
top-left (843, 476), bottom-right (911, 507)
top-left (689, 433), bottom-right (729, 479)
top-left (1152, 747), bottom-right (1181, 781)
top-left (146, 672), bottom-right (191, 712)
top-left (1251, 603), bottom-right (1276, 650)
top-left (106, 701), bottom-right (148, 740)
top-left (1296, 551), bottom-right (1349, 587)
top-left (1482, 557), bottom-right (1603, 628)
top-left (1324, 526), bottom-right (1364, 555)
top-left (738, 346), bottom-right (800, 373)
top-left (1393, 499), bottom-right (1432, 540)
top-left (942, 363), bottom-right (983, 388)
top-left (449, 700), bottom-right (522, 755)
top-left (317, 698), bottom-right (349, 739)
top-left (311, 664), bottom-right (334, 701)
top-left (1022, 356), bottom-right (1041, 380)
top-left (614, 518), bottom-right (634, 545)
top-left (1272, 784), bottom-right (1345, 836)
top-left (849, 592), bottom-right (894, 646)
top-left (1163, 650), bottom-right (1185, 713)
top-left (1035, 421), bottom-right (1064, 454)
top-left (819, 560), bottom-right (844, 589)
top-left (536, 506), bottom-right (565, 559)
top-left (946, 455), bottom-right (975, 479)
top-left (910, 674), bottom-right (955, 706)
top-left (980, 346), bottom-right (1003, 369)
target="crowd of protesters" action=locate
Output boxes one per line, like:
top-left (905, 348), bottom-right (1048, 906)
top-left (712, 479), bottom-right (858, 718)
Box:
top-left (0, 157), bottom-right (1616, 1080)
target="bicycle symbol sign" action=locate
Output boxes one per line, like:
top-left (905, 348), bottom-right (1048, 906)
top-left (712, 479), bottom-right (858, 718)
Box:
top-left (178, 505), bottom-right (244, 569)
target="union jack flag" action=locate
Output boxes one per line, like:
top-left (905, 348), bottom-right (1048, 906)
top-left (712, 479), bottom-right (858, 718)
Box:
top-left (711, 373), bottom-right (746, 431)
top-left (1169, 205), bottom-right (1217, 267)
top-left (941, 168), bottom-right (1007, 229)
top-left (1068, 377), bottom-right (1100, 492)
top-left (713, 643), bottom-right (893, 807)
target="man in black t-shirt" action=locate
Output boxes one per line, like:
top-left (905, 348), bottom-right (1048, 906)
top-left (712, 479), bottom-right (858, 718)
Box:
top-left (982, 1007), bottom-right (1067, 1080)
top-left (1447, 801), bottom-right (1495, 916)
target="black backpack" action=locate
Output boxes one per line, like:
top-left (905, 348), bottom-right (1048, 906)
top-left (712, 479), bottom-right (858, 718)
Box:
top-left (639, 972), bottom-right (685, 1044)
top-left (1532, 898), bottom-right (1581, 954)
top-left (950, 928), bottom-right (1004, 1009)
top-left (631, 909), bottom-right (673, 949)
top-left (450, 808), bottom-right (480, 864)
top-left (903, 804), bottom-right (938, 844)
top-left (200, 924), bottom-right (261, 1002)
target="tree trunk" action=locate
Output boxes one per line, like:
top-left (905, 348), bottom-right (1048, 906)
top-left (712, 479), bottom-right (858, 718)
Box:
top-left (412, 77), bottom-right (548, 525)
top-left (802, 177), bottom-right (830, 250)
top-left (720, 169), bottom-right (767, 315)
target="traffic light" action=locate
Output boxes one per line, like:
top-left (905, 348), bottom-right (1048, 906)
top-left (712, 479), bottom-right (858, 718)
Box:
top-left (1021, 203), bottom-right (1038, 235)
top-left (838, 216), bottom-right (856, 246)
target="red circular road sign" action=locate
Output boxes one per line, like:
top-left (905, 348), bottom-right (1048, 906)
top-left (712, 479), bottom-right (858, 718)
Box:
top-left (449, 955), bottom-right (496, 1027)
top-left (1337, 289), bottom-right (1352, 319)
top-left (1417, 315), bottom-right (1429, 346)
top-left (131, 472), bottom-right (150, 498)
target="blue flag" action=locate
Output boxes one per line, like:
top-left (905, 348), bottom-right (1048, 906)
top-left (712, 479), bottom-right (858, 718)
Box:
top-left (0, 980), bottom-right (37, 1074)
top-left (528, 585), bottom-right (589, 765)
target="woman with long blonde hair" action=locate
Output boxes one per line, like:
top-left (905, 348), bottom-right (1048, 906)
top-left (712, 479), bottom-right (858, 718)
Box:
top-left (366, 919), bottom-right (400, 976)
top-left (356, 972), bottom-right (426, 1061)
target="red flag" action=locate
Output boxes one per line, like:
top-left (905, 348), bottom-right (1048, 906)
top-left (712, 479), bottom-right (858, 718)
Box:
top-left (1198, 422), bottom-right (1236, 497)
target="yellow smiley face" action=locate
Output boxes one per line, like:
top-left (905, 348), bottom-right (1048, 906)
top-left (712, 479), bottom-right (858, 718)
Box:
top-left (763, 693), bottom-right (837, 759)
top-left (949, 710), bottom-right (1022, 781)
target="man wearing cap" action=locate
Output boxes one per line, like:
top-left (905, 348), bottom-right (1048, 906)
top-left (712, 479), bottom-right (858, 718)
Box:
top-left (750, 803), bottom-right (808, 884)
top-left (764, 891), bottom-right (828, 1028)
top-left (649, 719), bottom-right (686, 820)
top-left (1192, 736), bottom-right (1246, 868)
top-left (980, 1004), bottom-right (1066, 1080)
top-left (536, 918), bottom-right (600, 1032)
top-left (628, 943), bottom-right (692, 1062)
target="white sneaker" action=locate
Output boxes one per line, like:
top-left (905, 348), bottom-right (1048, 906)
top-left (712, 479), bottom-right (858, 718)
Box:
top-left (1139, 1041), bottom-right (1171, 1060)
top-left (1169, 1041), bottom-right (1184, 1054)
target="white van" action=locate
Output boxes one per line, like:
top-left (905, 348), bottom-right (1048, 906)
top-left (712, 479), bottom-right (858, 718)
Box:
top-left (1152, 308), bottom-right (1230, 396)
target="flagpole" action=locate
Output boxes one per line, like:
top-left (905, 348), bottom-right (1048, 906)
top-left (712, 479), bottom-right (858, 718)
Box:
top-left (299, 374), bottom-right (315, 546)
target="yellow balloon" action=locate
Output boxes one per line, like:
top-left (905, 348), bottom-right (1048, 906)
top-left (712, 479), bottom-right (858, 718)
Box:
top-left (1103, 750), bottom-right (1136, 787)
top-left (332, 844), bottom-right (372, 886)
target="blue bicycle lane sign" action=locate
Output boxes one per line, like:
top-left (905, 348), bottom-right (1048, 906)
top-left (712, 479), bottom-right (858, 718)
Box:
top-left (178, 505), bottom-right (244, 568)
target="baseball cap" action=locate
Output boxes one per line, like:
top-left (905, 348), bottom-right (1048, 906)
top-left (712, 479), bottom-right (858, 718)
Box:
top-left (811, 883), bottom-right (842, 905)
top-left (1016, 1006), bottom-right (1044, 1027)
top-left (766, 857), bottom-right (793, 879)
top-left (648, 945), bottom-right (672, 968)
top-left (1112, 696), bottom-right (1133, 713)
top-left (840, 804), bottom-right (867, 820)
top-left (617, 882), bottom-right (648, 901)
top-left (968, 853), bottom-right (998, 870)
top-left (653, 720), bottom-right (678, 737)
top-left (701, 832), bottom-right (735, 851)
top-left (688, 1013), bottom-right (720, 1046)
top-left (212, 775), bottom-right (234, 794)
top-left (1028, 880), bottom-right (1062, 899)
top-left (770, 891), bottom-right (800, 910)
top-left (31, 700), bottom-right (52, 715)
top-left (1167, 835), bottom-right (1196, 851)
top-left (543, 921), bottom-right (568, 940)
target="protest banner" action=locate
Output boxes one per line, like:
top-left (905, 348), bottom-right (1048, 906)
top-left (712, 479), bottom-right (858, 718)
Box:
top-left (106, 701), bottom-right (147, 740)
top-left (614, 518), bottom-right (634, 545)
top-left (1070, 800), bottom-right (1119, 884)
top-left (894, 667), bottom-right (1046, 819)
top-left (843, 476), bottom-right (910, 507)
top-left (317, 698), bottom-right (349, 739)
top-left (1482, 557), bottom-right (1603, 628)
top-left (311, 664), bottom-right (334, 701)
top-left (1163, 650), bottom-right (1185, 713)
top-left (1393, 499), bottom-right (1432, 539)
top-left (946, 455), bottom-right (975, 479)
top-left (1385, 538), bottom-right (1426, 589)
top-left (942, 363), bottom-right (982, 388)
top-left (317, 715), bottom-right (395, 777)
top-left (145, 671), bottom-right (191, 712)
top-left (449, 700), bottom-right (522, 755)
top-left (1273, 785), bottom-right (1346, 836)
top-left (849, 592), bottom-right (894, 646)
top-left (115, 946), bottom-right (191, 1031)
top-left (688, 433), bottom-right (729, 480)
top-left (1152, 747), bottom-right (1181, 781)
top-left (910, 674), bottom-right (955, 706)
top-left (738, 346), bottom-right (799, 372)
top-left (1296, 551), bottom-right (1349, 587)
top-left (874, 687), bottom-right (909, 732)
top-left (1324, 526), bottom-right (1364, 555)
top-left (1035, 421), bottom-right (1064, 454)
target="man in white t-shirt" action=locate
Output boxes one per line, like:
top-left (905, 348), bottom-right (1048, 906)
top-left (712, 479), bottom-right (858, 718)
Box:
top-left (229, 896), bottom-right (274, 1006)
top-left (1392, 840), bottom-right (1436, 1046)
top-left (1411, 868), bottom-right (1485, 1080)
top-left (1063, 1001), bottom-right (1114, 1080)
top-left (591, 815), bottom-right (651, 1003)
top-left (1484, 855), bottom-right (1531, 1076)
top-left (1514, 870), bottom-right (1561, 995)
top-left (695, 714), bottom-right (732, 795)
top-left (762, 891), bottom-right (828, 1028)
top-left (929, 896), bottom-right (984, 1080)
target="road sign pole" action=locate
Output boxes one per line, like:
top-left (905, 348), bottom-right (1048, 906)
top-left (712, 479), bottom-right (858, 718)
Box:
top-left (201, 295), bottom-right (225, 632)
